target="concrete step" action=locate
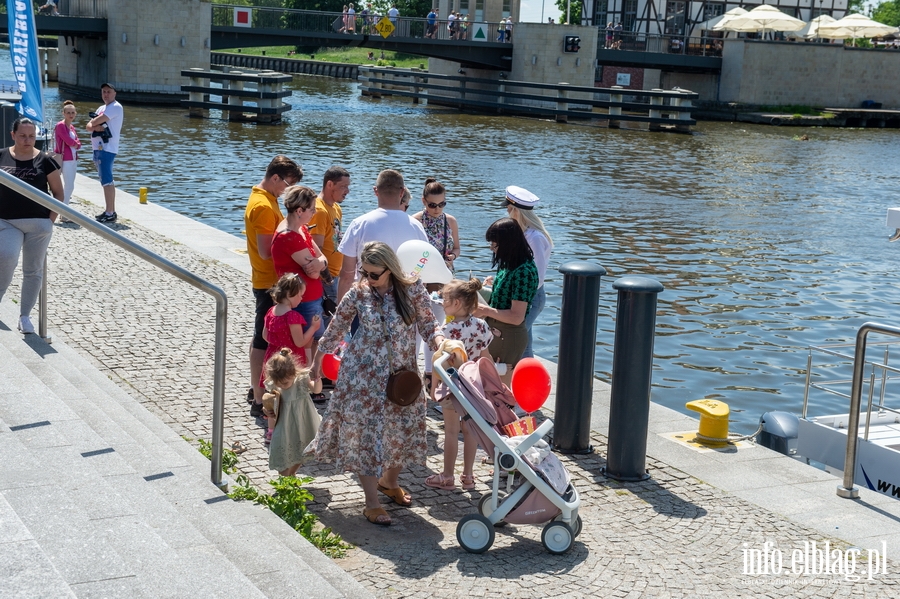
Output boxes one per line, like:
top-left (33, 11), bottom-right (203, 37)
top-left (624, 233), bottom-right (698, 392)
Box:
top-left (0, 338), bottom-right (270, 598)
top-left (0, 302), bottom-right (371, 599)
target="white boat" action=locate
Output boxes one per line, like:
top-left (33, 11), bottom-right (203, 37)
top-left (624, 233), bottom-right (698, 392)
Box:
top-left (758, 324), bottom-right (900, 500)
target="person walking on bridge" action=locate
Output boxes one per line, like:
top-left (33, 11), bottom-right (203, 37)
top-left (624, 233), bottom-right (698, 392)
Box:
top-left (87, 83), bottom-right (123, 224)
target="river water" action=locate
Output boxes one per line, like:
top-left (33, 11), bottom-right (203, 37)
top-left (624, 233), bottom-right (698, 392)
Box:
top-left (8, 54), bottom-right (900, 432)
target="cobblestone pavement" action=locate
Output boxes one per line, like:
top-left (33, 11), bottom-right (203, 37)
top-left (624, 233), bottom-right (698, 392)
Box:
top-left (8, 200), bottom-right (899, 598)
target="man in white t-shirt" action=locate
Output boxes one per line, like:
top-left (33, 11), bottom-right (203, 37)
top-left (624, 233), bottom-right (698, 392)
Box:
top-left (337, 169), bottom-right (427, 301)
top-left (87, 83), bottom-right (124, 223)
top-left (387, 3), bottom-right (399, 35)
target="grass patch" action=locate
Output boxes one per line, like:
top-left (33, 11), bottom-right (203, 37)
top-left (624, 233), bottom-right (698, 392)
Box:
top-left (759, 105), bottom-right (834, 118)
top-left (220, 45), bottom-right (426, 69)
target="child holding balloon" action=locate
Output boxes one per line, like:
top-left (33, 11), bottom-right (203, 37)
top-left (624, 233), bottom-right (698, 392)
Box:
top-left (425, 278), bottom-right (493, 491)
top-left (261, 274), bottom-right (321, 443)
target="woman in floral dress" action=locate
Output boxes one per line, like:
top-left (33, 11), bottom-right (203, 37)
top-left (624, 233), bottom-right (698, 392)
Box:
top-left (310, 241), bottom-right (444, 526)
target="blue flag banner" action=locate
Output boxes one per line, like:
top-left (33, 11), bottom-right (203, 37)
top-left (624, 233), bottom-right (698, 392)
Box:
top-left (7, 0), bottom-right (44, 124)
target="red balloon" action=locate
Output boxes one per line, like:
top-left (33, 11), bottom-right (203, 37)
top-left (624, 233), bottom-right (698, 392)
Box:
top-left (321, 353), bottom-right (341, 381)
top-left (511, 358), bottom-right (551, 413)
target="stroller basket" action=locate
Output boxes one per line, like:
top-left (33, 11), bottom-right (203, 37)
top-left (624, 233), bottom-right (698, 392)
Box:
top-left (433, 354), bottom-right (582, 555)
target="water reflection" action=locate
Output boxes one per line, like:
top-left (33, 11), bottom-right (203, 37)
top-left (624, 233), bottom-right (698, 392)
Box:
top-left (13, 56), bottom-right (900, 432)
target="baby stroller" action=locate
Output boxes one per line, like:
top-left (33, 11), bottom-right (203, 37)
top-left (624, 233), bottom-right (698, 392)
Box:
top-left (433, 353), bottom-right (582, 554)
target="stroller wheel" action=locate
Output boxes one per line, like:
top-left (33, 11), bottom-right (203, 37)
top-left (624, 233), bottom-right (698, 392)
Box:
top-left (572, 515), bottom-right (583, 539)
top-left (457, 514), bottom-right (495, 554)
top-left (541, 521), bottom-right (574, 555)
top-left (477, 495), bottom-right (508, 527)
top-left (556, 514), bottom-right (583, 538)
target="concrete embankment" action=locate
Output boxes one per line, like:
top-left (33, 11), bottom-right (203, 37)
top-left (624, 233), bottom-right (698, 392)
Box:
top-left (212, 52), bottom-right (362, 80)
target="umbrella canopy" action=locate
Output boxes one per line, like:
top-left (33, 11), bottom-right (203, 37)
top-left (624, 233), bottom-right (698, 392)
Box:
top-left (716, 5), bottom-right (806, 34)
top-left (692, 7), bottom-right (747, 37)
top-left (710, 7), bottom-right (755, 33)
top-left (786, 14), bottom-right (837, 40)
top-left (816, 13), bottom-right (899, 40)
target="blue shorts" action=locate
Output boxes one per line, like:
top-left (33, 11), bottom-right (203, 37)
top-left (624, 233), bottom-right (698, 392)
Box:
top-left (93, 150), bottom-right (116, 186)
top-left (294, 297), bottom-right (325, 341)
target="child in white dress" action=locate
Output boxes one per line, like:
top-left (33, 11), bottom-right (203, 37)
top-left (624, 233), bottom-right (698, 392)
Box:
top-left (425, 278), bottom-right (493, 491)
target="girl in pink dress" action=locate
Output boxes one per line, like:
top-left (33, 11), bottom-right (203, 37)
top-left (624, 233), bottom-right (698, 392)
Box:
top-left (261, 274), bottom-right (321, 443)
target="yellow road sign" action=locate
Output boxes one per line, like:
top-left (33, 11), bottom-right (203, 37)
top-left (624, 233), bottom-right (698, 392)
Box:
top-left (375, 16), bottom-right (394, 39)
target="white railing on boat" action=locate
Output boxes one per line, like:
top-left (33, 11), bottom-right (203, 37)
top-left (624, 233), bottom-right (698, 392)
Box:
top-left (804, 323), bottom-right (900, 499)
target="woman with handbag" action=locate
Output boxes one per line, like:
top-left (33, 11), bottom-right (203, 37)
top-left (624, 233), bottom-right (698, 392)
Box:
top-left (473, 218), bottom-right (538, 386)
top-left (54, 101), bottom-right (82, 221)
top-left (271, 186), bottom-right (328, 372)
top-left (309, 241), bottom-right (444, 527)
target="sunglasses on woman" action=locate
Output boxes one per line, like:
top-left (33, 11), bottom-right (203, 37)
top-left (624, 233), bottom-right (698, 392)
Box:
top-left (427, 201), bottom-right (447, 209)
top-left (358, 266), bottom-right (388, 281)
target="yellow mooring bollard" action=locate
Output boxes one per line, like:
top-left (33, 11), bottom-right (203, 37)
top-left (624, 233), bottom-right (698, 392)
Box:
top-left (685, 399), bottom-right (730, 446)
top-left (139, 187), bottom-right (148, 204)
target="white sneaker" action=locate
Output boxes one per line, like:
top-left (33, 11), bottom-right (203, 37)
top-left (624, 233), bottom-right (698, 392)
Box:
top-left (17, 316), bottom-right (34, 334)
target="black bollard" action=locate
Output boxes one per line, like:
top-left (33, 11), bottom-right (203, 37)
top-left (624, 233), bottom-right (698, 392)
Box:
top-left (553, 261), bottom-right (607, 454)
top-left (604, 276), bottom-right (664, 481)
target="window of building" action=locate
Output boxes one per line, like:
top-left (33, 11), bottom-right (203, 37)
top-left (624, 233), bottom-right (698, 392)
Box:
top-left (475, 0), bottom-right (483, 22)
top-left (665, 1), bottom-right (686, 35)
top-left (502, 0), bottom-right (510, 18)
top-left (623, 0), bottom-right (637, 31)
top-left (703, 2), bottom-right (725, 21)
top-left (460, 0), bottom-right (469, 14)
top-left (594, 0), bottom-right (609, 28)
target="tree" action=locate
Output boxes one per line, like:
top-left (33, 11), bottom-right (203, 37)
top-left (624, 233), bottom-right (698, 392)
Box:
top-left (554, 0), bottom-right (586, 25)
top-left (845, 0), bottom-right (867, 15)
top-left (283, 0), bottom-right (346, 12)
top-left (872, 0), bottom-right (900, 26)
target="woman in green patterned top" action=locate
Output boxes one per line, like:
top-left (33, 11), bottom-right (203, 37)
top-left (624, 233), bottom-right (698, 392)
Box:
top-left (474, 218), bottom-right (538, 385)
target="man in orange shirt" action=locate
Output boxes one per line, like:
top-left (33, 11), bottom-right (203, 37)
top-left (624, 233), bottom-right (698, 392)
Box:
top-left (309, 166), bottom-right (350, 325)
top-left (244, 155), bottom-right (303, 417)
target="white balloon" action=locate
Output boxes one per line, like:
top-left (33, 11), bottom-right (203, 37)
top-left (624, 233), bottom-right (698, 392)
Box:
top-left (397, 240), bottom-right (453, 284)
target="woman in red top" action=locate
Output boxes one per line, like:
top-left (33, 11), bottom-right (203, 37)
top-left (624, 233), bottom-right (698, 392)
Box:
top-left (271, 185), bottom-right (328, 366)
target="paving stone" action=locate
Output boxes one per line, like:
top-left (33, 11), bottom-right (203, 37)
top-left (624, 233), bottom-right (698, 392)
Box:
top-left (2, 197), bottom-right (899, 598)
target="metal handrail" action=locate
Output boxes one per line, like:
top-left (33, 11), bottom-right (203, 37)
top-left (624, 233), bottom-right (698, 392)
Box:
top-left (837, 322), bottom-right (900, 499)
top-left (0, 170), bottom-right (229, 491)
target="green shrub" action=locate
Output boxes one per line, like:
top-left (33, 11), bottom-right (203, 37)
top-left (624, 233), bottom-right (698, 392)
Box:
top-left (197, 439), bottom-right (239, 474)
top-left (229, 475), bottom-right (352, 559)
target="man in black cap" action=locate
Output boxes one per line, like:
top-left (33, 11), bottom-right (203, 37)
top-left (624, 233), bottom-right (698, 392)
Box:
top-left (87, 83), bottom-right (123, 223)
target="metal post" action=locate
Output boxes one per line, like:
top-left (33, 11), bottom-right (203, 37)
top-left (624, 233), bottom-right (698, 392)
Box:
top-left (556, 82), bottom-right (569, 123)
top-left (608, 85), bottom-right (623, 129)
top-left (39, 257), bottom-right (51, 343)
top-left (604, 276), bottom-right (664, 481)
top-left (553, 262), bottom-right (607, 454)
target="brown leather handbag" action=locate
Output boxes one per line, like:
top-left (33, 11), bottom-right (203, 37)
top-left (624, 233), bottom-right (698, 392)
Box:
top-left (376, 289), bottom-right (422, 406)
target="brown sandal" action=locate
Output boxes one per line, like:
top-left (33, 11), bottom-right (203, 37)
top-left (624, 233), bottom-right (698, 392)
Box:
top-left (363, 507), bottom-right (391, 526)
top-left (377, 484), bottom-right (412, 506)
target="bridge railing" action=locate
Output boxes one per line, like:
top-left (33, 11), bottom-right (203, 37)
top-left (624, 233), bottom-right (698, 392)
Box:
top-left (600, 30), bottom-right (723, 57)
top-left (57, 0), bottom-right (108, 18)
top-left (211, 4), bottom-right (505, 43)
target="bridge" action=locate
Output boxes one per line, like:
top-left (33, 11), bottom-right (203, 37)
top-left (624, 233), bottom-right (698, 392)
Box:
top-left (207, 5), bottom-right (512, 70)
top-left (2, 3), bottom-right (721, 74)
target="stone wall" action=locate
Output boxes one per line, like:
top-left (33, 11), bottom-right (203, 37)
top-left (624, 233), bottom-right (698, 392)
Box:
top-left (719, 40), bottom-right (900, 109)
top-left (60, 0), bottom-right (211, 102)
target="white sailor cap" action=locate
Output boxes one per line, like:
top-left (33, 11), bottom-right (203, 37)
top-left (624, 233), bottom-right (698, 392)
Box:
top-left (505, 185), bottom-right (539, 210)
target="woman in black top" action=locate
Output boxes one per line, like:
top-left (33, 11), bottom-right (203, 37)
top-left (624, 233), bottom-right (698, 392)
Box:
top-left (0, 117), bottom-right (64, 334)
